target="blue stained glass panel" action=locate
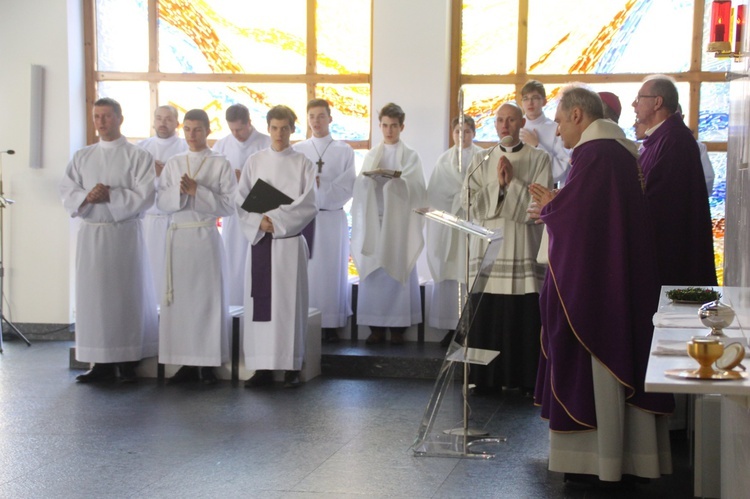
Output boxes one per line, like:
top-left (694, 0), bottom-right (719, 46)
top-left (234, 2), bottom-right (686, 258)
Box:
top-left (528, 0), bottom-right (693, 75)
top-left (699, 82), bottom-right (730, 142)
top-left (96, 0), bottom-right (149, 72)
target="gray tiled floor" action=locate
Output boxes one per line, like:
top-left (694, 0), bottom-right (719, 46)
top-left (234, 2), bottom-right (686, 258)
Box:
top-left (0, 340), bottom-right (693, 498)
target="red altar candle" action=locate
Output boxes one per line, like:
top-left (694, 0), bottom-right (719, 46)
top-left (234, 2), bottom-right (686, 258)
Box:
top-left (711, 1), bottom-right (732, 43)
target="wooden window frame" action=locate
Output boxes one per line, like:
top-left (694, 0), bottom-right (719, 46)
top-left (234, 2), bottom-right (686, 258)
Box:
top-left (83, 0), bottom-right (373, 149)
top-left (449, 0), bottom-right (727, 153)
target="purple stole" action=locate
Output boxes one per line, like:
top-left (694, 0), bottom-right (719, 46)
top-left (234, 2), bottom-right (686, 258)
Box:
top-left (250, 219), bottom-right (315, 321)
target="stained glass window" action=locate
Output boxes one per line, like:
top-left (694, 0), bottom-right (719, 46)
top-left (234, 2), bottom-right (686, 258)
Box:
top-left (90, 0), bottom-right (371, 146)
top-left (455, 0), bottom-right (730, 283)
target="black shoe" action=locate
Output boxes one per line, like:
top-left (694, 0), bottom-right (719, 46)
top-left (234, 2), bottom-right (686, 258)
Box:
top-left (200, 367), bottom-right (218, 385)
top-left (117, 362), bottom-right (139, 384)
top-left (167, 366), bottom-right (200, 384)
top-left (283, 370), bottom-right (301, 388)
top-left (76, 363), bottom-right (117, 383)
top-left (323, 328), bottom-right (340, 343)
top-left (439, 330), bottom-right (454, 348)
top-left (245, 370), bottom-right (273, 388)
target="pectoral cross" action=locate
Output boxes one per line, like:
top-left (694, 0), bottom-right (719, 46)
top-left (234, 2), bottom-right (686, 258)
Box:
top-left (316, 158), bottom-right (324, 174)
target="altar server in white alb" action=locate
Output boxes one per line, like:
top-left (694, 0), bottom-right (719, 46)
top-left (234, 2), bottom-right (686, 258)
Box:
top-left (59, 97), bottom-right (158, 384)
top-left (426, 115), bottom-right (484, 347)
top-left (137, 105), bottom-right (188, 304)
top-left (156, 109), bottom-right (236, 385)
top-left (519, 80), bottom-right (571, 186)
top-left (213, 104), bottom-right (271, 308)
top-left (351, 102), bottom-right (426, 346)
top-left (238, 105), bottom-right (317, 389)
top-left (293, 98), bottom-right (355, 343)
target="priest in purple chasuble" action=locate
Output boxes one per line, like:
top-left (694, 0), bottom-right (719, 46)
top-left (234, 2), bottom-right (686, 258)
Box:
top-left (531, 86), bottom-right (673, 482)
top-left (634, 75), bottom-right (716, 287)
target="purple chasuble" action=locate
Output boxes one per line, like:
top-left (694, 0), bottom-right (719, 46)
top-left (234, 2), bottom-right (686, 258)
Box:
top-left (251, 220), bottom-right (315, 322)
top-left (533, 138), bottom-right (674, 433)
top-left (640, 113), bottom-right (716, 287)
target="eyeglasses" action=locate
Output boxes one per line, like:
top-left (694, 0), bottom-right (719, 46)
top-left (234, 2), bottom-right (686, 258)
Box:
top-left (522, 95), bottom-right (543, 102)
top-left (635, 94), bottom-right (659, 104)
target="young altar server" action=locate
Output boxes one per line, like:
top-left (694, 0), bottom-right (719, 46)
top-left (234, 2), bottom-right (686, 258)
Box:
top-left (293, 99), bottom-right (356, 343)
top-left (426, 115), bottom-right (484, 347)
top-left (157, 109), bottom-right (236, 385)
top-left (238, 105), bottom-right (318, 389)
top-left (350, 102), bottom-right (426, 346)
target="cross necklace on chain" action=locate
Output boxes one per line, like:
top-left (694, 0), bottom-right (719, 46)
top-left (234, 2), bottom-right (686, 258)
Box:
top-left (186, 153), bottom-right (208, 179)
top-left (311, 138), bottom-right (334, 174)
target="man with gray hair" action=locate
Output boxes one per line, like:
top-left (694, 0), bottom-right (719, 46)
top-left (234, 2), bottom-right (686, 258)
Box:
top-left (633, 75), bottom-right (716, 287)
top-left (530, 84), bottom-right (674, 484)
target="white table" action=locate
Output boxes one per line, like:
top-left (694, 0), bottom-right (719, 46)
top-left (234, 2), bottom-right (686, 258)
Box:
top-left (645, 287), bottom-right (750, 498)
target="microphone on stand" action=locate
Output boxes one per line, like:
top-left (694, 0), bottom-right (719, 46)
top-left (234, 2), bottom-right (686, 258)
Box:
top-left (0, 150), bottom-right (15, 155)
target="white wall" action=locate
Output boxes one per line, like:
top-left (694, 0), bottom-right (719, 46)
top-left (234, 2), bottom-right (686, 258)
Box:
top-left (372, 0), bottom-right (452, 283)
top-left (0, 0), bottom-right (85, 324)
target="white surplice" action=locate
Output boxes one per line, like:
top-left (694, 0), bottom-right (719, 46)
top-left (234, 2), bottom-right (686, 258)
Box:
top-left (350, 141), bottom-right (426, 327)
top-left (213, 129), bottom-right (271, 306)
top-left (426, 143), bottom-right (484, 329)
top-left (462, 143), bottom-right (552, 295)
top-left (137, 134), bottom-right (189, 305)
top-left (293, 135), bottom-right (355, 328)
top-left (237, 147), bottom-right (317, 371)
top-left (59, 136), bottom-right (158, 363)
top-left (156, 149), bottom-right (236, 366)
top-left (523, 114), bottom-right (571, 185)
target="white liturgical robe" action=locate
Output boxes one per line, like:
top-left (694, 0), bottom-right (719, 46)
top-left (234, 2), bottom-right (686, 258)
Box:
top-left (137, 134), bottom-right (189, 304)
top-left (351, 141), bottom-right (426, 327)
top-left (59, 136), bottom-right (158, 363)
top-left (237, 147), bottom-right (317, 371)
top-left (213, 129), bottom-right (271, 306)
top-left (462, 142), bottom-right (552, 295)
top-left (426, 143), bottom-right (484, 329)
top-left (523, 114), bottom-right (570, 185)
top-left (156, 149), bottom-right (236, 366)
top-left (293, 135), bottom-right (355, 328)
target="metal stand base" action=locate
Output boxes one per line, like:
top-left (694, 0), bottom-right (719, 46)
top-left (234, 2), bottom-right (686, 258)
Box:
top-left (0, 314), bottom-right (31, 353)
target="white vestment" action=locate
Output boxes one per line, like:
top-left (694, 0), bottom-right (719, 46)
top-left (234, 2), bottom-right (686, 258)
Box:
top-left (156, 149), bottom-right (236, 366)
top-left (237, 147), bottom-right (317, 370)
top-left (426, 143), bottom-right (484, 329)
top-left (462, 143), bottom-right (552, 295)
top-left (137, 134), bottom-right (189, 304)
top-left (351, 141), bottom-right (426, 327)
top-left (697, 141), bottom-right (715, 195)
top-left (293, 136), bottom-right (356, 328)
top-left (58, 136), bottom-right (158, 363)
top-left (213, 129), bottom-right (271, 306)
top-left (523, 114), bottom-right (571, 185)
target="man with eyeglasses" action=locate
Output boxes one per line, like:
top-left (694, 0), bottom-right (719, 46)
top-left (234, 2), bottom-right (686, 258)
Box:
top-left (633, 75), bottom-right (716, 288)
top-left (519, 80), bottom-right (571, 186)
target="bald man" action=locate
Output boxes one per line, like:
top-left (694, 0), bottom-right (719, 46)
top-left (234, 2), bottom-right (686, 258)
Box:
top-left (461, 102), bottom-right (552, 396)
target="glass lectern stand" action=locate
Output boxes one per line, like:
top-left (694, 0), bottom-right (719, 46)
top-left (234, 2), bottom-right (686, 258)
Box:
top-left (411, 208), bottom-right (504, 459)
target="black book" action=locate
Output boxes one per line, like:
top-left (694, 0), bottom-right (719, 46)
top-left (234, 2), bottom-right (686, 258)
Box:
top-left (241, 178), bottom-right (294, 214)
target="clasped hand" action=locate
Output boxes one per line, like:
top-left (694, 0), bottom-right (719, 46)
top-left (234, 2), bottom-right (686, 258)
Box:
top-left (527, 183), bottom-right (557, 224)
top-left (85, 183), bottom-right (110, 205)
top-left (496, 156), bottom-right (513, 188)
top-left (180, 174), bottom-right (197, 196)
top-left (260, 215), bottom-right (274, 234)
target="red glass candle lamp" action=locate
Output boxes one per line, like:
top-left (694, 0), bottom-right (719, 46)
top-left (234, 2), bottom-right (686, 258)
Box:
top-left (736, 5), bottom-right (746, 54)
top-left (709, 0), bottom-right (732, 52)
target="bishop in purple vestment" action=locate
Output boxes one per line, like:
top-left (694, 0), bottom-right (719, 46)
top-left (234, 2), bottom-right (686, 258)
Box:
top-left (530, 86), bottom-right (673, 482)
